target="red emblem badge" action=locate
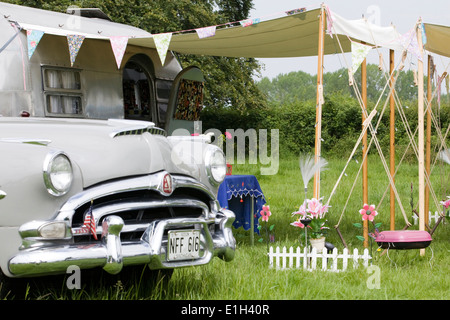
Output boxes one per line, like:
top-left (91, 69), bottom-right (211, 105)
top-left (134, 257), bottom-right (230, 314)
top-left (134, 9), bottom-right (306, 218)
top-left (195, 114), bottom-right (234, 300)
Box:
top-left (162, 173), bottom-right (173, 195)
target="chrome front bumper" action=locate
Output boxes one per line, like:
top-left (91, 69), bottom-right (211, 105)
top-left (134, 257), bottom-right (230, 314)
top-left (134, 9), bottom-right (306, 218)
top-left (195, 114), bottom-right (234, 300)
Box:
top-left (8, 209), bottom-right (235, 277)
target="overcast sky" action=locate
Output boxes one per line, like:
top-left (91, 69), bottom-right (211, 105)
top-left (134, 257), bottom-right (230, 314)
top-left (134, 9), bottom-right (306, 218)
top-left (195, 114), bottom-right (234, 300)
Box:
top-left (250, 0), bottom-right (450, 79)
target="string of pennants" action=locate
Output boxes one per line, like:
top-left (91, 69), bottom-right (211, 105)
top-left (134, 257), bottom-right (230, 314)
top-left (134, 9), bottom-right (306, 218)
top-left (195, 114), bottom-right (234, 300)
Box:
top-left (25, 7), bottom-right (306, 68)
top-left (26, 29), bottom-right (129, 68)
top-left (26, 4), bottom-right (436, 81)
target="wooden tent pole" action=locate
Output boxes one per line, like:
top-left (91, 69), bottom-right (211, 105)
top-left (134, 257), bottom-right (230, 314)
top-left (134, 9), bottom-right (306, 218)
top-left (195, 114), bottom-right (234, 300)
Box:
top-left (313, 5), bottom-right (325, 199)
top-left (417, 22), bottom-right (426, 256)
top-left (425, 54), bottom-right (432, 229)
top-left (389, 49), bottom-right (396, 230)
top-left (361, 57), bottom-right (369, 248)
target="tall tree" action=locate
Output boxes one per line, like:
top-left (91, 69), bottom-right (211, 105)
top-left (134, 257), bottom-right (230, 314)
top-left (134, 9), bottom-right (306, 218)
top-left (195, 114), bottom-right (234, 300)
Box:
top-left (5, 0), bottom-right (265, 111)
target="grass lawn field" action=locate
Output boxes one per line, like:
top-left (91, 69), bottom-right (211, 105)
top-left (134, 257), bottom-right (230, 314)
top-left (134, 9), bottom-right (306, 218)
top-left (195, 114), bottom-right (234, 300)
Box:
top-left (6, 153), bottom-right (450, 301)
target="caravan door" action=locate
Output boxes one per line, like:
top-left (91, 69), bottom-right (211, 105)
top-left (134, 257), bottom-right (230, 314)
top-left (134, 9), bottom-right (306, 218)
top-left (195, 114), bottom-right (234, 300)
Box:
top-left (165, 66), bottom-right (205, 135)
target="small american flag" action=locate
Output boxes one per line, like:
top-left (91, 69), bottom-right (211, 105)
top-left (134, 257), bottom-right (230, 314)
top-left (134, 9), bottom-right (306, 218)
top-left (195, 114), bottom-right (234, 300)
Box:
top-left (83, 202), bottom-right (97, 240)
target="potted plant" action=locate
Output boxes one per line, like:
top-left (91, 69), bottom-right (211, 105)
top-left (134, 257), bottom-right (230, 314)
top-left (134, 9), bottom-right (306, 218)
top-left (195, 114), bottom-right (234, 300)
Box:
top-left (291, 198), bottom-right (330, 251)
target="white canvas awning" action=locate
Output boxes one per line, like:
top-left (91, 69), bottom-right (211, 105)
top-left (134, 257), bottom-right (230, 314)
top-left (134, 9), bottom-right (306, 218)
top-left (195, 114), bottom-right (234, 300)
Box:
top-left (147, 7), bottom-right (406, 58)
top-left (1, 2), bottom-right (448, 59)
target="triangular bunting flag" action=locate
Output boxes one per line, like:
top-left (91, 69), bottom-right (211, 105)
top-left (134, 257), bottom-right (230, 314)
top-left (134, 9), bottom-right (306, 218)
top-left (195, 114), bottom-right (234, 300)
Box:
top-left (110, 36), bottom-right (129, 69)
top-left (351, 42), bottom-right (371, 74)
top-left (325, 6), bottom-right (334, 38)
top-left (67, 34), bottom-right (85, 67)
top-left (285, 8), bottom-right (306, 15)
top-left (420, 22), bottom-right (427, 46)
top-left (27, 29), bottom-right (44, 59)
top-left (153, 33), bottom-right (172, 66)
top-left (239, 18), bottom-right (260, 27)
top-left (196, 26), bottom-right (216, 39)
top-left (398, 29), bottom-right (422, 61)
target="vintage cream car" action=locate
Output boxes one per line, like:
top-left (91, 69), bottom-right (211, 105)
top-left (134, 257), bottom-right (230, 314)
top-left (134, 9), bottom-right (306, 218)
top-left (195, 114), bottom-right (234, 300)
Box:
top-left (0, 3), bottom-right (235, 292)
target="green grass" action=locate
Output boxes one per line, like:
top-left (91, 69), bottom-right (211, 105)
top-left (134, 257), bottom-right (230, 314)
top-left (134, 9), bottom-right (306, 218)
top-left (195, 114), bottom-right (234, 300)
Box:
top-left (5, 153), bottom-right (450, 300)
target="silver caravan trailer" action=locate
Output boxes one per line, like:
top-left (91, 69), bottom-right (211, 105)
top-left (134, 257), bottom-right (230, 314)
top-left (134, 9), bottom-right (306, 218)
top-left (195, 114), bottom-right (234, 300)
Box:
top-left (0, 3), bottom-right (235, 294)
top-left (0, 2), bottom-right (204, 134)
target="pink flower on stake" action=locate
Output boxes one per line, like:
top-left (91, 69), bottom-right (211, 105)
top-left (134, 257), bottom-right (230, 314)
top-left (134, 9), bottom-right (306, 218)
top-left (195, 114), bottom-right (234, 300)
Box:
top-left (260, 205), bottom-right (271, 222)
top-left (224, 131), bottom-right (232, 139)
top-left (359, 204), bottom-right (378, 221)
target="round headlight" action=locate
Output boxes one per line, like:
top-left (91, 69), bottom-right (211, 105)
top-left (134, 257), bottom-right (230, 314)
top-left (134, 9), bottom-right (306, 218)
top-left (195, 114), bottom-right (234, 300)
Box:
top-left (205, 147), bottom-right (226, 186)
top-left (43, 151), bottom-right (73, 196)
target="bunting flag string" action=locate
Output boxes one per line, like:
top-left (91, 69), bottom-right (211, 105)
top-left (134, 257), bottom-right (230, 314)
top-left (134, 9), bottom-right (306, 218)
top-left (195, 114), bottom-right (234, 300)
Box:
top-left (153, 33), bottom-right (172, 66)
top-left (27, 29), bottom-right (44, 59)
top-left (351, 42), bottom-right (372, 75)
top-left (196, 26), bottom-right (216, 39)
top-left (22, 5), bottom-right (316, 66)
top-left (110, 36), bottom-right (129, 69)
top-left (67, 34), bottom-right (85, 67)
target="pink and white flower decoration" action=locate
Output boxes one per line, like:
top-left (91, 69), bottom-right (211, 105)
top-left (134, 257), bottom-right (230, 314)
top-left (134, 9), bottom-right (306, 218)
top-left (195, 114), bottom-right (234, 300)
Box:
top-left (260, 205), bottom-right (272, 222)
top-left (359, 204), bottom-right (378, 221)
top-left (292, 202), bottom-right (307, 217)
top-left (290, 220), bottom-right (305, 229)
top-left (307, 198), bottom-right (322, 218)
top-left (293, 198), bottom-right (330, 219)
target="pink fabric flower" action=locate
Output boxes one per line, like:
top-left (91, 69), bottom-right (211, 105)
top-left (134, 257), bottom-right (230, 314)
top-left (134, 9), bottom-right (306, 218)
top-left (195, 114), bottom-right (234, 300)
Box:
top-left (260, 205), bottom-right (271, 222)
top-left (292, 203), bottom-right (307, 217)
top-left (359, 204), bottom-right (378, 221)
top-left (307, 198), bottom-right (322, 217)
top-left (319, 203), bottom-right (330, 217)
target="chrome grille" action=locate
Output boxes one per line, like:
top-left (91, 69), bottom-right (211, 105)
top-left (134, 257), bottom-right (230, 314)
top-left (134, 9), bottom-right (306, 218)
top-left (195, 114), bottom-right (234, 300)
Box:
top-left (72, 192), bottom-right (210, 242)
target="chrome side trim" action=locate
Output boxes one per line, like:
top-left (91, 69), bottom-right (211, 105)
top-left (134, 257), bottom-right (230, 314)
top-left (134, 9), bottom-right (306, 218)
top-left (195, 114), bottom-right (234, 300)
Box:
top-left (0, 137), bottom-right (52, 146)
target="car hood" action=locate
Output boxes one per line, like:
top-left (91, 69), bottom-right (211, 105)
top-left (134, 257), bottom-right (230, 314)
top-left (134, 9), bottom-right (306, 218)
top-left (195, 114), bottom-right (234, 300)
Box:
top-left (0, 118), bottom-right (188, 188)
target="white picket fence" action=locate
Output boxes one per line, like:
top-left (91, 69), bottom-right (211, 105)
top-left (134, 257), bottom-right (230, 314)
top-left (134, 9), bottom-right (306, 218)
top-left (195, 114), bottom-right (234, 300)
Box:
top-left (268, 246), bottom-right (372, 272)
top-left (412, 211), bottom-right (446, 225)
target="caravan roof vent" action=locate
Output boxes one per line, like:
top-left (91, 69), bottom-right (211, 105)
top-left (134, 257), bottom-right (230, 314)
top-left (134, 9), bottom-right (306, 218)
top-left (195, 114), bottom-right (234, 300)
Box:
top-left (66, 8), bottom-right (111, 21)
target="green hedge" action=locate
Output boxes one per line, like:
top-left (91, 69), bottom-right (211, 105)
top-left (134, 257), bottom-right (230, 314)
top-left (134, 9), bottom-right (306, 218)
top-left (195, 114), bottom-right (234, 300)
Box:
top-left (200, 93), bottom-right (450, 159)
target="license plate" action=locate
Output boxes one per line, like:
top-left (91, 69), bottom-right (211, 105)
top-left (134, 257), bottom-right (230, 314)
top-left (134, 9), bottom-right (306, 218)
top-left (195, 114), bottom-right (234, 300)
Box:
top-left (167, 230), bottom-right (201, 261)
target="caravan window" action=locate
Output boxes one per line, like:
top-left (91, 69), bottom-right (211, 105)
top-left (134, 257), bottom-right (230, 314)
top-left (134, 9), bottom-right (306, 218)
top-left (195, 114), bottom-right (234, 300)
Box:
top-left (42, 67), bottom-right (83, 116)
